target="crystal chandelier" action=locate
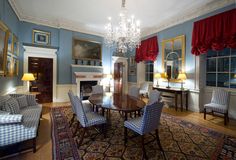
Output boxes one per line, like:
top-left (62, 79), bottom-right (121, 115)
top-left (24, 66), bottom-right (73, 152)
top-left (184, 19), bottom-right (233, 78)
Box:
top-left (104, 0), bottom-right (141, 54)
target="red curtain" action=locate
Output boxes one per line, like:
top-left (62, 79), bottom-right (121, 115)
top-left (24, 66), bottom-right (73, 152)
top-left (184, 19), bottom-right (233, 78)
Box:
top-left (191, 9), bottom-right (236, 56)
top-left (135, 36), bottom-right (159, 62)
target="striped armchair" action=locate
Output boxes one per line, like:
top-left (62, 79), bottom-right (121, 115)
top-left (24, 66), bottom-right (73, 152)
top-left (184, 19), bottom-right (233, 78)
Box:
top-left (204, 88), bottom-right (230, 125)
top-left (124, 102), bottom-right (164, 159)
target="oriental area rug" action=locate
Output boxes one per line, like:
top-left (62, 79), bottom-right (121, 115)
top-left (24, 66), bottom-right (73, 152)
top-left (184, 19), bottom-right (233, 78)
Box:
top-left (51, 106), bottom-right (236, 160)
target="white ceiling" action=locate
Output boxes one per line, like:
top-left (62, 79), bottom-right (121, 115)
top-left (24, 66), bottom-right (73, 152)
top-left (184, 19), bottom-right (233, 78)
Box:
top-left (9, 0), bottom-right (234, 37)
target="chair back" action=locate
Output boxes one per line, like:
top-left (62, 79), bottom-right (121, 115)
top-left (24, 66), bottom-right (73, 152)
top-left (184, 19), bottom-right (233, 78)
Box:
top-left (148, 90), bottom-right (161, 105)
top-left (128, 86), bottom-right (140, 98)
top-left (74, 96), bottom-right (87, 127)
top-left (92, 85), bottom-right (103, 94)
top-left (211, 88), bottom-right (230, 106)
top-left (141, 102), bottom-right (164, 134)
top-left (140, 82), bottom-right (149, 92)
top-left (68, 90), bottom-right (76, 113)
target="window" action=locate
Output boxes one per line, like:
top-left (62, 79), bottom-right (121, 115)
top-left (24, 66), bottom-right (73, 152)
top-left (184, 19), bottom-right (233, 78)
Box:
top-left (206, 48), bottom-right (236, 88)
top-left (145, 61), bottom-right (153, 82)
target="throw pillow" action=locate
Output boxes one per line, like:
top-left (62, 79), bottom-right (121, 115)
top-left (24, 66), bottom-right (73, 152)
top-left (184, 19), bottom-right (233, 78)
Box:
top-left (0, 95), bottom-right (11, 110)
top-left (26, 95), bottom-right (37, 106)
top-left (16, 95), bottom-right (28, 108)
top-left (3, 98), bottom-right (20, 114)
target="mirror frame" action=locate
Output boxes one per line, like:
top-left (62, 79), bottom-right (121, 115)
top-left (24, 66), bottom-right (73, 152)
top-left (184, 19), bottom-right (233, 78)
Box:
top-left (161, 35), bottom-right (185, 82)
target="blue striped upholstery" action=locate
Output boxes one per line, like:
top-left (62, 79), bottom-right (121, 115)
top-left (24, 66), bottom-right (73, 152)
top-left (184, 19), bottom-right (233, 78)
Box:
top-left (68, 90), bottom-right (92, 113)
top-left (0, 114), bottom-right (23, 124)
top-left (148, 90), bottom-right (161, 105)
top-left (74, 96), bottom-right (106, 128)
top-left (139, 82), bottom-right (149, 95)
top-left (204, 88), bottom-right (229, 113)
top-left (16, 95), bottom-right (28, 109)
top-left (128, 86), bottom-right (140, 98)
top-left (0, 95), bottom-right (11, 110)
top-left (3, 98), bottom-right (20, 114)
top-left (0, 103), bottom-right (42, 146)
top-left (92, 85), bottom-right (104, 94)
top-left (124, 102), bottom-right (164, 135)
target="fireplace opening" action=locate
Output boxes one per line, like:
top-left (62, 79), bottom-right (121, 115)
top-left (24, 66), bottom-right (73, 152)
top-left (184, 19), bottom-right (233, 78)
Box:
top-left (80, 81), bottom-right (97, 100)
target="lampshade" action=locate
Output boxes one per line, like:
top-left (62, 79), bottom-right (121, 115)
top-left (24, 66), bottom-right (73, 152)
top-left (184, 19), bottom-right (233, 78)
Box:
top-left (154, 73), bottom-right (161, 78)
top-left (21, 73), bottom-right (35, 81)
top-left (177, 73), bottom-right (187, 80)
top-left (161, 72), bottom-right (167, 79)
top-left (104, 74), bottom-right (113, 79)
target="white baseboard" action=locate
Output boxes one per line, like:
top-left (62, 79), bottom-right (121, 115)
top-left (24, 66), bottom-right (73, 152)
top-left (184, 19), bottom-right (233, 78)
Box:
top-left (56, 84), bottom-right (77, 102)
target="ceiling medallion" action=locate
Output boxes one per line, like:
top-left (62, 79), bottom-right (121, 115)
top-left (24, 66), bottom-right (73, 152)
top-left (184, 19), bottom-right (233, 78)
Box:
top-left (104, 0), bottom-right (141, 54)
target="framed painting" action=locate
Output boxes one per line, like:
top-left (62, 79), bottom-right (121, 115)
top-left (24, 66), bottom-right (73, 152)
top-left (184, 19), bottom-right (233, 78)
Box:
top-left (32, 29), bottom-right (51, 45)
top-left (7, 32), bottom-right (13, 53)
top-left (72, 38), bottom-right (101, 61)
top-left (5, 54), bottom-right (12, 76)
top-left (0, 21), bottom-right (8, 76)
top-left (12, 56), bottom-right (19, 76)
top-left (13, 34), bottom-right (19, 56)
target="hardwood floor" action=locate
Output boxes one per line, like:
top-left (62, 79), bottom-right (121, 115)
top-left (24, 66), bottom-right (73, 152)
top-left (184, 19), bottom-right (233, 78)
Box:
top-left (2, 102), bottom-right (236, 160)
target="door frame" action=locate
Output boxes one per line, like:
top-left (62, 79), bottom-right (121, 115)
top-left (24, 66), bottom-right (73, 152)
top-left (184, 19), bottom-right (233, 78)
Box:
top-left (23, 45), bottom-right (57, 102)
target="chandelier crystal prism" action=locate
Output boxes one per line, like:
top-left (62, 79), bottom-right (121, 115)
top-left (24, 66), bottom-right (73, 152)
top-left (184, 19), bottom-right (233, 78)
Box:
top-left (104, 0), bottom-right (141, 53)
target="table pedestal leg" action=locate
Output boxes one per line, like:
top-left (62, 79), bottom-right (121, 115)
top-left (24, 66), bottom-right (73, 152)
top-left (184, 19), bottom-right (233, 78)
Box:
top-left (124, 112), bottom-right (128, 144)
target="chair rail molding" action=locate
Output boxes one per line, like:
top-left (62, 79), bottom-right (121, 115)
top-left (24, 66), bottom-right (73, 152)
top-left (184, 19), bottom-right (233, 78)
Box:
top-left (23, 45), bottom-right (58, 102)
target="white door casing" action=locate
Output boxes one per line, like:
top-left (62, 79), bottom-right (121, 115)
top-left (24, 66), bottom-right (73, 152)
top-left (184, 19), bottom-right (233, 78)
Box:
top-left (23, 45), bottom-right (57, 102)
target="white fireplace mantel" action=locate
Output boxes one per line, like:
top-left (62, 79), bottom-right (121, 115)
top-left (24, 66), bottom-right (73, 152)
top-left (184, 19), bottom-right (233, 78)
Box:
top-left (75, 72), bottom-right (103, 97)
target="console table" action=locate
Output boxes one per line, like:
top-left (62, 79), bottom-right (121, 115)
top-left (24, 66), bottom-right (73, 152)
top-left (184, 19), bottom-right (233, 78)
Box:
top-left (153, 87), bottom-right (189, 111)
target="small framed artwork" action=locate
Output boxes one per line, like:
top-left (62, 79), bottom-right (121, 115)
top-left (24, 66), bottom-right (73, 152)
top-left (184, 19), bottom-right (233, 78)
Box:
top-left (32, 29), bottom-right (51, 45)
top-left (13, 34), bottom-right (19, 56)
top-left (0, 21), bottom-right (8, 76)
top-left (7, 32), bottom-right (13, 53)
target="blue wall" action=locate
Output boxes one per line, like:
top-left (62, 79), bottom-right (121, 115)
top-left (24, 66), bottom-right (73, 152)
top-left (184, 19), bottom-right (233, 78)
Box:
top-left (0, 0), bottom-right (19, 94)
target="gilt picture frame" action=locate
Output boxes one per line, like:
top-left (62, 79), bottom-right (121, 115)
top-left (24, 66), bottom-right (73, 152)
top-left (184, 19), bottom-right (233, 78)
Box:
top-left (72, 38), bottom-right (102, 61)
top-left (32, 29), bottom-right (51, 45)
top-left (0, 21), bottom-right (9, 76)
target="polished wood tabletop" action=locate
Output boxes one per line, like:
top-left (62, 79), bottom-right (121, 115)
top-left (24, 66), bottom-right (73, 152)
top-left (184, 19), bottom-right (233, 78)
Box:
top-left (88, 92), bottom-right (146, 112)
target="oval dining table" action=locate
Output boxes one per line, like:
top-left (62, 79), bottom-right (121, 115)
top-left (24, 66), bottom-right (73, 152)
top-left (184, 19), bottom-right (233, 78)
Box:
top-left (89, 92), bottom-right (146, 143)
top-left (89, 92), bottom-right (146, 120)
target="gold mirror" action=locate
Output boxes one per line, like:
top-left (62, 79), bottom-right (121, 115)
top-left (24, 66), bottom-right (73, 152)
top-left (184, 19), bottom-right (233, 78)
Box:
top-left (162, 35), bottom-right (185, 81)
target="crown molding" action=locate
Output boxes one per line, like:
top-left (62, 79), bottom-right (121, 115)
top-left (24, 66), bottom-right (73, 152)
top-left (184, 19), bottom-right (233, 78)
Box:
top-left (9, 0), bottom-right (235, 38)
top-left (141, 0), bottom-right (235, 37)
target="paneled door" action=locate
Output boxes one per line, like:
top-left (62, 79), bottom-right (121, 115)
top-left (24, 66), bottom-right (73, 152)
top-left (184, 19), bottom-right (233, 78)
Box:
top-left (114, 62), bottom-right (123, 94)
top-left (28, 57), bottom-right (53, 103)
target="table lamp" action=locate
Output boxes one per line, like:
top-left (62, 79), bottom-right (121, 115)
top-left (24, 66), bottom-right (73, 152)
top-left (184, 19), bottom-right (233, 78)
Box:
top-left (161, 72), bottom-right (171, 88)
top-left (22, 73), bottom-right (35, 92)
top-left (177, 73), bottom-right (187, 90)
top-left (154, 73), bottom-right (161, 87)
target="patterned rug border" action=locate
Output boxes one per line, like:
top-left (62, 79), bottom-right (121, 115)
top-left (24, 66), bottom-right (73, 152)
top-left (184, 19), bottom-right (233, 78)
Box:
top-left (50, 106), bottom-right (80, 160)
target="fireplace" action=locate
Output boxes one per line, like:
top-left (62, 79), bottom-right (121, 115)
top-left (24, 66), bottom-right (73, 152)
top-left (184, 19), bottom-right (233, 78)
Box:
top-left (80, 81), bottom-right (97, 100)
top-left (75, 72), bottom-right (103, 99)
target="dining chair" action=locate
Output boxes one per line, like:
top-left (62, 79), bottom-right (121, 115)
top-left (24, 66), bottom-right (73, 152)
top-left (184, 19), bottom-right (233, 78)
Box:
top-left (73, 96), bottom-right (107, 148)
top-left (124, 102), bottom-right (164, 159)
top-left (148, 90), bottom-right (161, 105)
top-left (68, 90), bottom-right (92, 128)
top-left (139, 82), bottom-right (149, 97)
top-left (128, 86), bottom-right (140, 98)
top-left (92, 85), bottom-right (104, 94)
top-left (204, 88), bottom-right (230, 125)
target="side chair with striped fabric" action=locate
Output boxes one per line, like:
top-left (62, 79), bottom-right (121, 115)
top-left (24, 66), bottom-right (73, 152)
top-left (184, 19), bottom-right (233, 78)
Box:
top-left (73, 96), bottom-right (107, 148)
top-left (204, 88), bottom-right (230, 125)
top-left (124, 102), bottom-right (165, 159)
